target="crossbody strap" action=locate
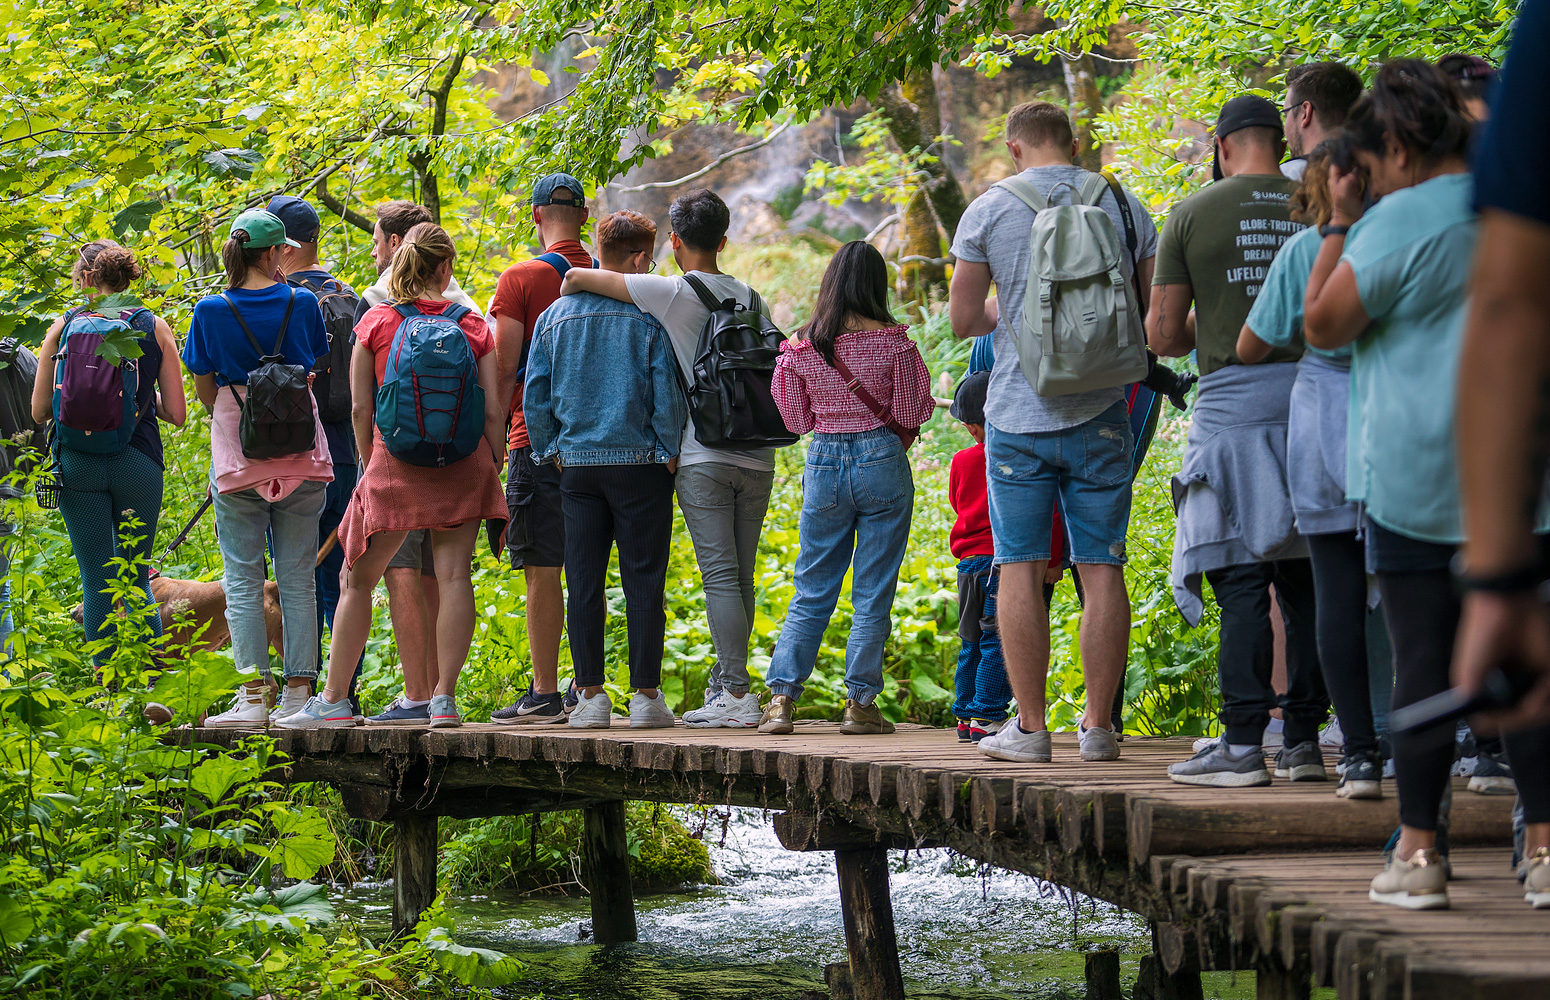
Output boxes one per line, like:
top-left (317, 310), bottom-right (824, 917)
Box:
top-left (827, 351), bottom-right (913, 442)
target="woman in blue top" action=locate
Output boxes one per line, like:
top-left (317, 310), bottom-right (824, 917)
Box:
top-left (182, 210), bottom-right (332, 728)
top-left (29, 241), bottom-right (187, 660)
top-left (1305, 61), bottom-right (1550, 910)
top-left (1238, 141), bottom-right (1386, 800)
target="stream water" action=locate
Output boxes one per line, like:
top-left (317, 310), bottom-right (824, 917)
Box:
top-left (332, 808), bottom-right (1164, 999)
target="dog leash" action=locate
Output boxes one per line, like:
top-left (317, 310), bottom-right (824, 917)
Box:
top-left (162, 489), bottom-right (214, 560)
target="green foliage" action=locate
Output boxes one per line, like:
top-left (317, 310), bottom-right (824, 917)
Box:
top-left (805, 110), bottom-right (943, 211)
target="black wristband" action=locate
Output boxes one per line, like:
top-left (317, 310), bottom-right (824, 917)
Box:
top-left (1455, 559), bottom-right (1545, 594)
top-left (1319, 224), bottom-right (1351, 238)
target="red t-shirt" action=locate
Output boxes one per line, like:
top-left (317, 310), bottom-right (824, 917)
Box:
top-left (355, 299), bottom-right (493, 444)
top-left (948, 443), bottom-right (995, 559)
top-left (488, 240), bottom-right (594, 451)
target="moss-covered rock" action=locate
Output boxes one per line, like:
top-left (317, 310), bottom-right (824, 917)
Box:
top-left (628, 805), bottom-right (712, 889)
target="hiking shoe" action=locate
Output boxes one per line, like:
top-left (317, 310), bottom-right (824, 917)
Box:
top-left (978, 722), bottom-right (1052, 763)
top-left (1079, 724), bottom-right (1121, 762)
top-left (1468, 747), bottom-right (1516, 795)
top-left (629, 690), bottom-right (676, 728)
top-left (275, 695), bottom-right (358, 729)
top-left (207, 686), bottom-right (273, 728)
top-left (491, 687), bottom-right (569, 725)
top-left (1336, 751), bottom-right (1384, 800)
top-left (367, 697), bottom-right (431, 726)
top-left (839, 699), bottom-right (894, 735)
top-left (957, 720), bottom-right (971, 742)
top-left (270, 684), bottom-right (310, 723)
top-left (758, 694), bottom-right (795, 735)
top-left (1168, 742), bottom-right (1270, 787)
top-left (1275, 740), bottom-right (1328, 781)
top-left (1370, 848), bottom-right (1449, 910)
top-left (568, 689), bottom-right (614, 729)
top-left (970, 719), bottom-right (1005, 743)
top-left (1520, 847), bottom-right (1550, 909)
top-left (684, 690), bottom-right (761, 729)
top-left (428, 694), bottom-right (462, 729)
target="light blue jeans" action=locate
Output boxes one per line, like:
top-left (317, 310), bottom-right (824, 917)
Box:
top-left (212, 479), bottom-right (325, 681)
top-left (765, 429), bottom-right (913, 705)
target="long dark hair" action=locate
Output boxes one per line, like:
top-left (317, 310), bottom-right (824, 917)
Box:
top-left (1346, 59), bottom-right (1471, 167)
top-left (800, 241), bottom-right (897, 365)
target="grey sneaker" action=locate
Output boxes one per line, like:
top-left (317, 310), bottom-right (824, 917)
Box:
top-left (1468, 747), bottom-right (1516, 795)
top-left (428, 694), bottom-right (461, 729)
top-left (568, 689), bottom-right (614, 729)
top-left (1370, 848), bottom-right (1449, 909)
top-left (629, 690), bottom-right (676, 728)
top-left (978, 722), bottom-right (1053, 763)
top-left (1520, 847), bottom-right (1550, 909)
top-left (274, 695), bottom-right (358, 729)
top-left (1079, 725), bottom-right (1120, 761)
top-left (1168, 742), bottom-right (1270, 787)
top-left (366, 696), bottom-right (431, 727)
top-left (1275, 740), bottom-right (1328, 781)
top-left (1335, 751), bottom-right (1383, 799)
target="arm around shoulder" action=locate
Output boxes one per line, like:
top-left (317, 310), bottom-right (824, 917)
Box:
top-left (560, 267), bottom-right (631, 302)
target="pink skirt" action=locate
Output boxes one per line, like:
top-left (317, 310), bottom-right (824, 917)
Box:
top-left (339, 438), bottom-right (507, 568)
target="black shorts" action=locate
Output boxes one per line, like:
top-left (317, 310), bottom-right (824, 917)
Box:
top-left (506, 446), bottom-right (565, 569)
top-left (386, 529), bottom-right (435, 576)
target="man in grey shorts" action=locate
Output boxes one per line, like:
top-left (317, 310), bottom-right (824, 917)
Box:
top-left (364, 531), bottom-right (440, 724)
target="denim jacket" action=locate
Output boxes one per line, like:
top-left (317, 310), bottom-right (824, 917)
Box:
top-left (524, 291), bottom-right (686, 466)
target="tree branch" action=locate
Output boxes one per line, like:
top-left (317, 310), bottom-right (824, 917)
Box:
top-left (314, 175), bottom-right (376, 235)
top-left (610, 123), bottom-right (792, 192)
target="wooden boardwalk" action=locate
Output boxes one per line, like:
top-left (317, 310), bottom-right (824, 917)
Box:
top-left (177, 723), bottom-right (1546, 1000)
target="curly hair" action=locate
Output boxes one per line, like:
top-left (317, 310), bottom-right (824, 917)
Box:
top-left (73, 240), bottom-right (142, 293)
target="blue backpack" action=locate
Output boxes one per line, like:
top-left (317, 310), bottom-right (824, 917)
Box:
top-left (374, 302), bottom-right (485, 468)
top-left (52, 307), bottom-right (150, 455)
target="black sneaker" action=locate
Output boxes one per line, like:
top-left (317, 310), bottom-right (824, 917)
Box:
top-left (956, 720), bottom-right (971, 742)
top-left (1336, 751), bottom-right (1383, 799)
top-left (491, 687), bottom-right (569, 725)
top-left (562, 681), bottom-right (579, 715)
top-left (1168, 742), bottom-right (1271, 787)
top-left (1274, 740), bottom-right (1328, 781)
top-left (1468, 746), bottom-right (1516, 795)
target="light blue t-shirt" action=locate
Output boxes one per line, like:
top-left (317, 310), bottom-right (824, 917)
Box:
top-left (1343, 173), bottom-right (1476, 543)
top-left (1244, 225), bottom-right (1350, 361)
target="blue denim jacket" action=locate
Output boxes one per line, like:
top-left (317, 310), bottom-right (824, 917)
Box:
top-left (524, 291), bottom-right (686, 466)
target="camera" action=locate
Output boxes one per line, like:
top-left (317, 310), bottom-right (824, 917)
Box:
top-left (1141, 352), bottom-right (1198, 411)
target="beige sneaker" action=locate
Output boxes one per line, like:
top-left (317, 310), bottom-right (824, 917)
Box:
top-left (1370, 847), bottom-right (1449, 910)
top-left (1520, 847), bottom-right (1550, 909)
top-left (758, 694), bottom-right (795, 735)
top-left (839, 699), bottom-right (895, 735)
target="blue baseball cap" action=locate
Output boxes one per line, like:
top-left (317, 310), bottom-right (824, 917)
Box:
top-left (265, 195), bottom-right (321, 244)
top-left (531, 173), bottom-right (586, 208)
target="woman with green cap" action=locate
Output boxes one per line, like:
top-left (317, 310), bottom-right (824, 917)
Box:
top-left (183, 209), bottom-right (333, 727)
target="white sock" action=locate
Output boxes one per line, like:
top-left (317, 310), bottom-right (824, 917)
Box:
top-left (400, 697), bottom-right (430, 708)
top-left (1227, 743), bottom-right (1260, 755)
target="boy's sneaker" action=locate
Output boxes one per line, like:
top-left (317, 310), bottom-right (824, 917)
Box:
top-left (1079, 725), bottom-right (1120, 762)
top-left (1274, 740), bottom-right (1328, 781)
top-left (207, 687), bottom-right (272, 728)
top-left (956, 720), bottom-right (971, 742)
top-left (684, 690), bottom-right (761, 729)
top-left (428, 694), bottom-right (461, 729)
top-left (563, 682), bottom-right (579, 714)
top-left (1335, 751), bottom-right (1384, 799)
top-left (1520, 847), bottom-right (1550, 909)
top-left (1168, 743), bottom-right (1270, 787)
top-left (978, 723), bottom-right (1052, 763)
top-left (630, 690), bottom-right (677, 728)
top-left (758, 694), bottom-right (795, 735)
top-left (969, 719), bottom-right (1005, 743)
top-left (367, 697), bottom-right (431, 726)
top-left (569, 689), bottom-right (615, 729)
top-left (1370, 848), bottom-right (1449, 910)
top-left (269, 684), bottom-right (310, 723)
top-left (1468, 747), bottom-right (1516, 795)
top-left (491, 687), bottom-right (569, 725)
top-left (276, 695), bottom-right (358, 729)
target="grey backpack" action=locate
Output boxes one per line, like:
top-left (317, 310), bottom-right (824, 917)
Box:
top-left (994, 173), bottom-right (1148, 396)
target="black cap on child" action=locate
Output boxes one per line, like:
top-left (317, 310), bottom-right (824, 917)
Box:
top-left (950, 370), bottom-right (990, 426)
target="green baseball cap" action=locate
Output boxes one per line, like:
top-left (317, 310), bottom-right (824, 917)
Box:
top-left (230, 209), bottom-right (300, 249)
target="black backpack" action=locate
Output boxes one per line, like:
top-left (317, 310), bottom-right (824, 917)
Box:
top-left (221, 288), bottom-right (317, 459)
top-left (294, 276), bottom-right (360, 425)
top-left (681, 274), bottom-right (798, 450)
top-left (0, 338), bottom-right (42, 499)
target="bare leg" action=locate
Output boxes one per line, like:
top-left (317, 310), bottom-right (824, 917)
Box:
top-left (998, 560), bottom-right (1051, 731)
top-left (385, 567), bottom-right (435, 702)
top-left (524, 565), bottom-right (564, 695)
top-left (430, 521), bottom-right (481, 698)
top-left (1073, 563), bottom-right (1128, 731)
top-left (320, 530), bottom-right (410, 703)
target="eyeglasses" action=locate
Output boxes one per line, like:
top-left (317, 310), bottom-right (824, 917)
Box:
top-left (632, 250), bottom-right (656, 270)
top-left (1282, 99), bottom-right (1308, 118)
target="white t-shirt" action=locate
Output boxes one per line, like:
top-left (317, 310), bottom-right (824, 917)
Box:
top-left (623, 271), bottom-right (776, 471)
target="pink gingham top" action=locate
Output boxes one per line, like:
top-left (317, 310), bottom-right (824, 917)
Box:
top-left (771, 325), bottom-right (934, 436)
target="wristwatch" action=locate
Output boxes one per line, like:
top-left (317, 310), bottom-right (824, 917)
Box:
top-left (1319, 224), bottom-right (1351, 238)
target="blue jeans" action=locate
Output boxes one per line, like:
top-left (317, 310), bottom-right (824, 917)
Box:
top-left (316, 462), bottom-right (362, 694)
top-left (951, 555), bottom-right (1011, 722)
top-left (765, 429), bottom-right (913, 705)
top-left (213, 479), bottom-right (325, 681)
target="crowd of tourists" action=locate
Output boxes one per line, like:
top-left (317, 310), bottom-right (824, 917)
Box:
top-left (12, 0), bottom-right (1550, 915)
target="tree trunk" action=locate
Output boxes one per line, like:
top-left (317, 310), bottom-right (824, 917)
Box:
top-left (876, 69), bottom-right (968, 303)
top-left (1063, 51), bottom-right (1106, 172)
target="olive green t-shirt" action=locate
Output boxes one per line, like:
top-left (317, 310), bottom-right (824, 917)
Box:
top-left (1152, 174), bottom-right (1306, 376)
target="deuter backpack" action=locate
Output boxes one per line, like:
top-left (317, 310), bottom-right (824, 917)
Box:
top-left (375, 301), bottom-right (485, 468)
top-left (294, 276), bottom-right (360, 425)
top-left (994, 172), bottom-right (1148, 396)
top-left (221, 288), bottom-right (317, 459)
top-left (681, 273), bottom-right (798, 450)
top-left (51, 307), bottom-right (152, 455)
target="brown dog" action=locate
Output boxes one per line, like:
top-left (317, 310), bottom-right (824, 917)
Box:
top-left (72, 573), bottom-right (287, 664)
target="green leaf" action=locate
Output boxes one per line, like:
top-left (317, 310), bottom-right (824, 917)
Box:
top-left (149, 657), bottom-right (247, 723)
top-left (225, 881), bottom-right (335, 933)
top-left (201, 148), bottom-right (263, 178)
top-left (421, 926), bottom-right (525, 987)
top-left (270, 807), bottom-right (335, 879)
top-left (110, 199), bottom-right (162, 238)
top-left (191, 754), bottom-right (255, 803)
top-left (0, 896), bottom-right (36, 946)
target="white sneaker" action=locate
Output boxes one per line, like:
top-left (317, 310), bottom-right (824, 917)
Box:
top-left (630, 690), bottom-right (677, 729)
top-left (568, 689), bottom-right (615, 729)
top-left (275, 695), bottom-right (359, 729)
top-left (1319, 717), bottom-right (1345, 748)
top-left (978, 722), bottom-right (1053, 763)
top-left (1192, 723), bottom-right (1283, 754)
top-left (269, 684), bottom-right (310, 722)
top-left (207, 686), bottom-right (271, 727)
top-left (683, 690), bottom-right (760, 729)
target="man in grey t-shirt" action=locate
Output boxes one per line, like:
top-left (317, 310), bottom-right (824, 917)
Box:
top-left (948, 101), bottom-right (1158, 766)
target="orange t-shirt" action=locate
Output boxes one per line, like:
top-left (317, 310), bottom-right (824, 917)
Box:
top-left (488, 240), bottom-right (594, 450)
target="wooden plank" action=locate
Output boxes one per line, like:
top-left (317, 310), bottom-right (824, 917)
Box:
top-left (1085, 949), bottom-right (1122, 1000)
top-left (969, 776), bottom-right (1015, 835)
top-left (832, 761), bottom-right (869, 804)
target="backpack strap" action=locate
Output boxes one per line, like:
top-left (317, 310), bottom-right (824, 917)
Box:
top-left (993, 176), bottom-right (1049, 213)
top-left (1078, 171), bottom-right (1110, 208)
top-left (222, 286), bottom-right (296, 358)
top-left (681, 273), bottom-right (730, 313)
top-left (536, 251), bottom-right (579, 278)
top-left (1102, 170), bottom-right (1146, 314)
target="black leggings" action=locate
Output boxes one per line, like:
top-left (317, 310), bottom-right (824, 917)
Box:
top-left (1306, 531), bottom-right (1379, 756)
top-left (1378, 568), bottom-right (1459, 831)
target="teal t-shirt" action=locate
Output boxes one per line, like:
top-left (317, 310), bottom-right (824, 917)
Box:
top-left (1243, 225), bottom-right (1350, 360)
top-left (1343, 173), bottom-right (1476, 543)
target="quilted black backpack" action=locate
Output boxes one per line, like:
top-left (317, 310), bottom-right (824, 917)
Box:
top-left (682, 274), bottom-right (797, 450)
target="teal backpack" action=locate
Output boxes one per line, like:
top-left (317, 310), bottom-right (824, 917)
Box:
top-left (374, 302), bottom-right (485, 467)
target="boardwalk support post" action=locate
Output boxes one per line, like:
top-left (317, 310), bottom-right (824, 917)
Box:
top-left (1255, 961), bottom-right (1310, 1000)
top-left (1085, 948), bottom-right (1122, 999)
top-left (392, 814), bottom-right (438, 937)
top-left (581, 801), bottom-right (638, 945)
top-left (835, 846), bottom-right (905, 1000)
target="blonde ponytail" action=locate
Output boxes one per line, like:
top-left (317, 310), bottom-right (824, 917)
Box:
top-left (387, 222), bottom-right (456, 301)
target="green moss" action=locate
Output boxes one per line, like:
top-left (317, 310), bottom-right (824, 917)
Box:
top-left (628, 805), bottom-right (712, 889)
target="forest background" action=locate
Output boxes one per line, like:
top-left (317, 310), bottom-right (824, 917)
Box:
top-left (0, 0), bottom-right (1522, 996)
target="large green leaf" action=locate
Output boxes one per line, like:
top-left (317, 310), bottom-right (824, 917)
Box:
top-left (268, 806), bottom-right (335, 880)
top-left (191, 754), bottom-right (256, 804)
top-left (0, 896), bottom-right (36, 947)
top-left (420, 927), bottom-right (526, 988)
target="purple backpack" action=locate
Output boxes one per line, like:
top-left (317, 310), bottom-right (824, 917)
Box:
top-left (51, 308), bottom-right (149, 455)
